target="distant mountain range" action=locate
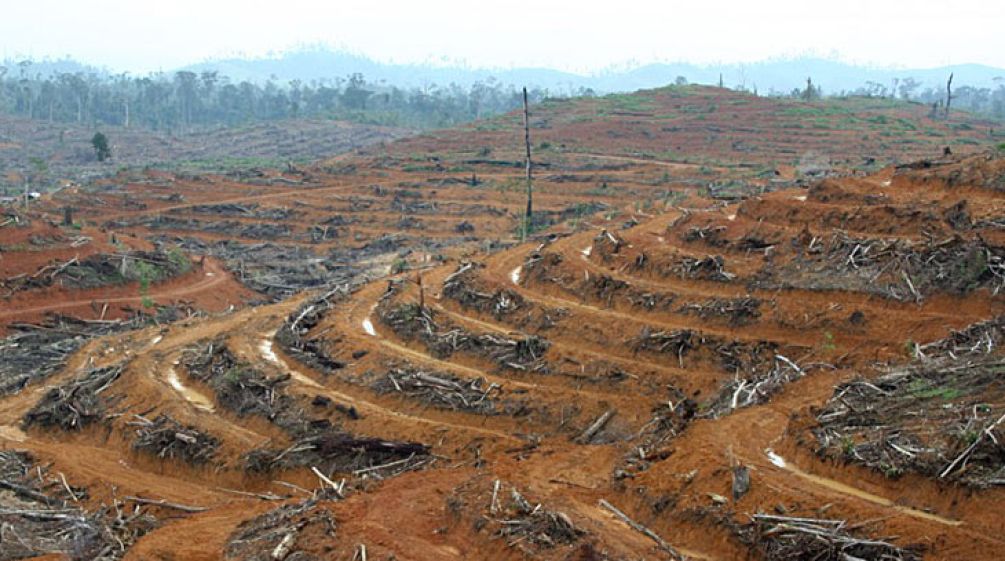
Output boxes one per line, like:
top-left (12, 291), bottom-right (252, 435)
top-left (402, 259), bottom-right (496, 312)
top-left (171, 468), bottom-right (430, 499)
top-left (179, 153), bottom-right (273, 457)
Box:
top-left (7, 49), bottom-right (1005, 95)
top-left (180, 49), bottom-right (1005, 95)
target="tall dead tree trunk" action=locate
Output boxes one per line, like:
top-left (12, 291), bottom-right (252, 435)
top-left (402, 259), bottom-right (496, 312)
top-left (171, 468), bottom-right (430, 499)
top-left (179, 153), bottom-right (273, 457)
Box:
top-left (944, 73), bottom-right (954, 119)
top-left (521, 87), bottom-right (533, 242)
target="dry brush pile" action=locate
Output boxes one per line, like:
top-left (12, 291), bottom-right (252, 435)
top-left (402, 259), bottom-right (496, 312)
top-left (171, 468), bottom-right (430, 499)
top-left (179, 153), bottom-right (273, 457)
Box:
top-left (814, 318), bottom-right (1005, 487)
top-left (182, 339), bottom-right (430, 477)
top-left (767, 233), bottom-right (1005, 301)
top-left (0, 308), bottom-right (203, 396)
top-left (0, 450), bottom-right (158, 561)
top-left (730, 513), bottom-right (922, 561)
top-left (379, 302), bottom-right (551, 374)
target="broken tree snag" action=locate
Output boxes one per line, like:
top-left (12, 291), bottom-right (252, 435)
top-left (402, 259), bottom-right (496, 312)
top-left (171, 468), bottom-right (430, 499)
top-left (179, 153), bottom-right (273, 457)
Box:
top-left (598, 499), bottom-right (685, 560)
top-left (522, 86), bottom-right (533, 242)
top-left (732, 464), bottom-right (750, 500)
top-left (945, 72), bottom-right (954, 119)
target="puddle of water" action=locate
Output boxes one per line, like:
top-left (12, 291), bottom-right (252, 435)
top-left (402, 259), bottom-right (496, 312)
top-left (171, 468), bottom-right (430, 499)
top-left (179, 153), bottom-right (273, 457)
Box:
top-left (0, 425), bottom-right (27, 442)
top-left (766, 448), bottom-right (786, 468)
top-left (166, 368), bottom-right (214, 412)
top-left (259, 337), bottom-right (321, 388)
top-left (764, 449), bottom-right (961, 526)
top-left (259, 339), bottom-right (279, 362)
top-left (509, 266), bottom-right (522, 285)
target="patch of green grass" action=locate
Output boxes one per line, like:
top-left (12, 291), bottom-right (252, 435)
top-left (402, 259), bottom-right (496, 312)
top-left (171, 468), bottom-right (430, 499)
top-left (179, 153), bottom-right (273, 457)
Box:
top-left (907, 378), bottom-right (964, 400)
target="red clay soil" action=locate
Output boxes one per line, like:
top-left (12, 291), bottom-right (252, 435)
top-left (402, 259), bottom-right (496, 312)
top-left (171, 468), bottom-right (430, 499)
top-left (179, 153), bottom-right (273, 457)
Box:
top-left (1, 151), bottom-right (1003, 561)
top-left (2, 85), bottom-right (1005, 560)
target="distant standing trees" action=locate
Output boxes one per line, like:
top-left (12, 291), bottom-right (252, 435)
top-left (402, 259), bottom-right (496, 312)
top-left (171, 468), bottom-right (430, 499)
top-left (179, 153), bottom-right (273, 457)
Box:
top-left (0, 64), bottom-right (551, 131)
top-left (91, 132), bottom-right (111, 161)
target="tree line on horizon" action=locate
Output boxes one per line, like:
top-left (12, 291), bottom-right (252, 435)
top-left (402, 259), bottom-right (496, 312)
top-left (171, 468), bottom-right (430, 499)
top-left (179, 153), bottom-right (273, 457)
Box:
top-left (1, 60), bottom-right (1003, 133)
top-left (0, 63), bottom-right (554, 131)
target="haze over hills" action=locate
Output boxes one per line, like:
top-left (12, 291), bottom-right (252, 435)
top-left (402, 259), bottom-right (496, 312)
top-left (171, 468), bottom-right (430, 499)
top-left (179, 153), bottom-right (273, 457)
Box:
top-left (6, 47), bottom-right (1004, 95)
top-left (181, 50), bottom-right (1005, 94)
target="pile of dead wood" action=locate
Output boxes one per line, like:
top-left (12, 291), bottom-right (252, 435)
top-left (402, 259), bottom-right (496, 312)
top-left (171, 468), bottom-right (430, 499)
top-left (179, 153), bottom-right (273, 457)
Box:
top-left (380, 303), bottom-right (550, 373)
top-left (520, 251), bottom-right (564, 285)
top-left (0, 319), bottom-right (86, 396)
top-left (631, 325), bottom-right (785, 377)
top-left (22, 365), bottom-right (124, 430)
top-left (181, 202), bottom-right (301, 221)
top-left (143, 215), bottom-right (294, 239)
top-left (488, 485), bottom-right (584, 552)
top-left (705, 354), bottom-right (804, 417)
top-left (679, 296), bottom-right (761, 325)
top-left (682, 225), bottom-right (728, 247)
top-left (631, 327), bottom-right (695, 367)
top-left (372, 367), bottom-right (502, 415)
top-left (275, 284), bottom-right (360, 374)
top-left (182, 341), bottom-right (299, 425)
top-left (672, 255), bottom-right (735, 282)
top-left (0, 450), bottom-right (158, 561)
top-left (814, 354), bottom-right (1005, 487)
top-left (150, 228), bottom-right (404, 300)
top-left (1, 309), bottom-right (203, 396)
top-left (592, 229), bottom-right (625, 261)
top-left (246, 426), bottom-right (431, 477)
top-left (913, 315), bottom-right (1005, 360)
top-left (226, 499), bottom-right (336, 561)
top-left (621, 393), bottom-right (696, 475)
top-left (443, 261), bottom-right (567, 329)
top-left (775, 232), bottom-right (1004, 300)
top-left (442, 262), bottom-right (525, 319)
top-left (735, 513), bottom-right (921, 561)
top-left (524, 251), bottom-right (681, 314)
top-left (712, 340), bottom-right (783, 376)
top-left (626, 288), bottom-right (677, 312)
top-left (184, 339), bottom-right (432, 479)
top-left (129, 413), bottom-right (219, 465)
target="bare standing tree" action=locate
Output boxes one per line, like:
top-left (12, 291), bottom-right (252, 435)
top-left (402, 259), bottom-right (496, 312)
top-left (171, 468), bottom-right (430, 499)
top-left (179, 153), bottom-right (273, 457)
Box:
top-left (521, 87), bottom-right (533, 242)
top-left (944, 73), bottom-right (954, 118)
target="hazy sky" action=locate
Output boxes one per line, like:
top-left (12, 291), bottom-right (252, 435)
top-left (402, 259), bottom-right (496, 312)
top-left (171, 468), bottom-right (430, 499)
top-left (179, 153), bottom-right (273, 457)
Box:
top-left (3, 1), bottom-right (1003, 73)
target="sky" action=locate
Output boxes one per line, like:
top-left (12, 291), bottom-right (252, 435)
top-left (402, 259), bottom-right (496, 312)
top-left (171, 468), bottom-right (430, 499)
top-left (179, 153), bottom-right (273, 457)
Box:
top-left (3, 0), bottom-right (1003, 73)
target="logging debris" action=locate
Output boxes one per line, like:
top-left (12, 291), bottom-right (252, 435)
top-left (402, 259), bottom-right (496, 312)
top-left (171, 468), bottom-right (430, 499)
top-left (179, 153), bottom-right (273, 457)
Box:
top-left (734, 513), bottom-right (921, 561)
top-left (129, 413), bottom-right (219, 465)
top-left (22, 365), bottom-right (124, 430)
top-left (380, 303), bottom-right (551, 374)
